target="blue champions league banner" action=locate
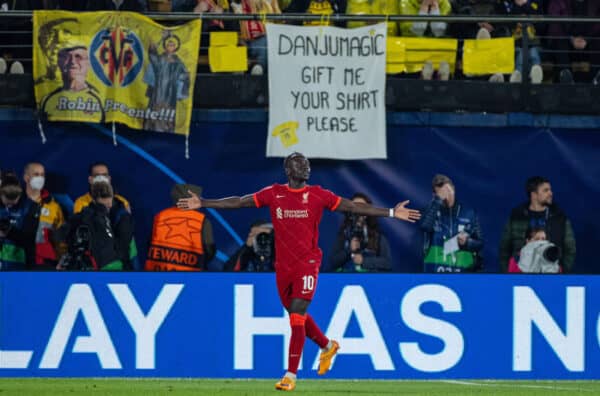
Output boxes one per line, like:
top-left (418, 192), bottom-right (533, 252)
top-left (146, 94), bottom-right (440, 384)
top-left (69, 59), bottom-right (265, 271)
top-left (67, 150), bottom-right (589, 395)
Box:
top-left (0, 273), bottom-right (599, 379)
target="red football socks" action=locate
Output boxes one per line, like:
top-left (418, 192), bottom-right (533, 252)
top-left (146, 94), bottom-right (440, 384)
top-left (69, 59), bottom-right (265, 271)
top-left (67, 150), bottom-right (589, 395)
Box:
top-left (305, 313), bottom-right (328, 349)
top-left (288, 313), bottom-right (307, 374)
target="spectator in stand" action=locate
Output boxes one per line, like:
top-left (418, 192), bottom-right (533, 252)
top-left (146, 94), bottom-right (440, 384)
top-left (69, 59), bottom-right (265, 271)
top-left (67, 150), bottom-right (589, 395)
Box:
top-left (450, 0), bottom-right (496, 40)
top-left (86, 0), bottom-right (148, 11)
top-left (284, 0), bottom-right (347, 27)
top-left (399, 0), bottom-right (453, 80)
top-left (231, 0), bottom-right (281, 75)
top-left (493, 0), bottom-right (545, 84)
top-left (327, 193), bottom-right (392, 272)
top-left (547, 0), bottom-right (600, 84)
top-left (345, 0), bottom-right (399, 36)
top-left (22, 162), bottom-right (66, 269)
top-left (224, 219), bottom-right (274, 271)
top-left (172, 0), bottom-right (198, 11)
top-left (499, 176), bottom-right (576, 273)
top-left (449, 1), bottom-right (506, 81)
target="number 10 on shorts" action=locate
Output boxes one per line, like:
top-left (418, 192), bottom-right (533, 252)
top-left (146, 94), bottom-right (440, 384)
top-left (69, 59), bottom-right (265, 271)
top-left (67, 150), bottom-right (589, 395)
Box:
top-left (302, 275), bottom-right (315, 292)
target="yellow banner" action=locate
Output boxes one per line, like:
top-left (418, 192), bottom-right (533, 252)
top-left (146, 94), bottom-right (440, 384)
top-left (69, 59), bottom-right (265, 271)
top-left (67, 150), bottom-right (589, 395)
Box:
top-left (463, 38), bottom-right (515, 75)
top-left (33, 11), bottom-right (201, 135)
top-left (386, 37), bottom-right (458, 74)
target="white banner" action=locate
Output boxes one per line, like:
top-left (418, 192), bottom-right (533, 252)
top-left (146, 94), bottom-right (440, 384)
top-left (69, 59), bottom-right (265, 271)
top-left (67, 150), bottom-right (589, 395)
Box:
top-left (266, 23), bottom-right (387, 159)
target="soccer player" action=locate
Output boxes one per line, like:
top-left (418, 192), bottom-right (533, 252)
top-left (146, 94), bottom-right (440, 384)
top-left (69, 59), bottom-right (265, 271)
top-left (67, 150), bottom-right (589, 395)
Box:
top-left (177, 152), bottom-right (421, 391)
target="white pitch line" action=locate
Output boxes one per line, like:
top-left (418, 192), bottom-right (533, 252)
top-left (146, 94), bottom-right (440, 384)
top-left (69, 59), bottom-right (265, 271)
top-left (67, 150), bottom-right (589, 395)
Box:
top-left (440, 380), bottom-right (595, 392)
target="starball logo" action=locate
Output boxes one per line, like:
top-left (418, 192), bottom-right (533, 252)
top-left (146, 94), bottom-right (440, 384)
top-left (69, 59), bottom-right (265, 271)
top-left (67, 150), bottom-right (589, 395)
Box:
top-left (89, 26), bottom-right (144, 87)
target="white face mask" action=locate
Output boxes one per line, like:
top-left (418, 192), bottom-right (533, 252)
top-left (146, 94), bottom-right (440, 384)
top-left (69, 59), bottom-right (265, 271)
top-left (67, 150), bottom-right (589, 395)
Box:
top-left (29, 176), bottom-right (45, 191)
top-left (92, 175), bottom-right (110, 184)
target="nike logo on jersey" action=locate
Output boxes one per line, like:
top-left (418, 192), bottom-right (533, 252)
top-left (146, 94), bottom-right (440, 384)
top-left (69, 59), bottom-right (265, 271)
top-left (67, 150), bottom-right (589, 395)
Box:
top-left (301, 290), bottom-right (311, 294)
top-left (276, 194), bottom-right (285, 198)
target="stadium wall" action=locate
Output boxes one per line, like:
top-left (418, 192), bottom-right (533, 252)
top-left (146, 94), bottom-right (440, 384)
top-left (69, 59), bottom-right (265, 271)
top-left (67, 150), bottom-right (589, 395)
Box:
top-left (0, 273), bottom-right (598, 379)
top-left (1, 109), bottom-right (600, 273)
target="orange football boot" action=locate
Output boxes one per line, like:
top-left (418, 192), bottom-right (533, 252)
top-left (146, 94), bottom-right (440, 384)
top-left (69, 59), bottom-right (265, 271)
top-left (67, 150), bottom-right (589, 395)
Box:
top-left (318, 340), bottom-right (340, 375)
top-left (275, 376), bottom-right (296, 391)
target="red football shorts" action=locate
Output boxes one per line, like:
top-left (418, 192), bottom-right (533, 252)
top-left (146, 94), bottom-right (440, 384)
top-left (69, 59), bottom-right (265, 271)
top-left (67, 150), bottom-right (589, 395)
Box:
top-left (276, 267), bottom-right (319, 309)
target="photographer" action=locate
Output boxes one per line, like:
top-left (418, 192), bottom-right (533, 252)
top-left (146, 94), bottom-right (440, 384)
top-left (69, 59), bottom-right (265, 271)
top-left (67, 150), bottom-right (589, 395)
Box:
top-left (0, 171), bottom-right (38, 270)
top-left (328, 193), bottom-right (392, 273)
top-left (508, 226), bottom-right (561, 273)
top-left (59, 181), bottom-right (134, 271)
top-left (224, 219), bottom-right (274, 272)
top-left (499, 176), bottom-right (576, 273)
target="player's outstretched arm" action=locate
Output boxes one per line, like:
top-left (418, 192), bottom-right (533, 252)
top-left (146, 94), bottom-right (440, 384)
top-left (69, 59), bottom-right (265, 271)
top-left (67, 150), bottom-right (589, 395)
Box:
top-left (336, 198), bottom-right (421, 223)
top-left (177, 191), bottom-right (256, 210)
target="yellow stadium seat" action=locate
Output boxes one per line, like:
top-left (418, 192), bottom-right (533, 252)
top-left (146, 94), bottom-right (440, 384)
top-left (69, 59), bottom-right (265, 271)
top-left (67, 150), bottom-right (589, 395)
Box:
top-left (462, 38), bottom-right (515, 75)
top-left (209, 46), bottom-right (248, 73)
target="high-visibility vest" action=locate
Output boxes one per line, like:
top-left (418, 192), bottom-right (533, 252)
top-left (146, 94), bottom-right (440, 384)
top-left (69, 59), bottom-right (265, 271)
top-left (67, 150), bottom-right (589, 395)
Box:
top-left (145, 207), bottom-right (206, 271)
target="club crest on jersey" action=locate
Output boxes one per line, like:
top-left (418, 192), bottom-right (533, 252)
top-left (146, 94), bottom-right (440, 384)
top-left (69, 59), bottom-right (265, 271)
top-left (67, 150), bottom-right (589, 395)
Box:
top-left (276, 207), bottom-right (283, 219)
top-left (302, 192), bottom-right (309, 204)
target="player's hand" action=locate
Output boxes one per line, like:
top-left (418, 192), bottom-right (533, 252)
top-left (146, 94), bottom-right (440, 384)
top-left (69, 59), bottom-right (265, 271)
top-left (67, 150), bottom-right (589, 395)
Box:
top-left (177, 190), bottom-right (202, 210)
top-left (394, 200), bottom-right (421, 223)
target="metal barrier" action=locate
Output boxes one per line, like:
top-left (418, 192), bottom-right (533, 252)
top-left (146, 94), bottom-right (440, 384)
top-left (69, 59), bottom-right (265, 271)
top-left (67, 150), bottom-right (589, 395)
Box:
top-left (0, 11), bottom-right (599, 113)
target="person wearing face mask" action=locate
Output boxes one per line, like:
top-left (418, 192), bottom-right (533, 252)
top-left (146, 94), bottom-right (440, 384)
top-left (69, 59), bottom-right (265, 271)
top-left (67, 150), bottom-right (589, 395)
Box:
top-left (22, 162), bottom-right (67, 269)
top-left (0, 171), bottom-right (38, 270)
top-left (73, 161), bottom-right (130, 215)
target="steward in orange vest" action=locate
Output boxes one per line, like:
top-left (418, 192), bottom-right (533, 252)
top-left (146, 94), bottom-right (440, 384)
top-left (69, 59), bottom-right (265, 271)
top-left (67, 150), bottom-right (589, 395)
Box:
top-left (146, 184), bottom-right (215, 271)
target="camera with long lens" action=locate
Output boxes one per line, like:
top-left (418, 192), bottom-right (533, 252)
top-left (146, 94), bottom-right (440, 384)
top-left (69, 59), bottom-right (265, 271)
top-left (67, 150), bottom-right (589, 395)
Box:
top-left (253, 232), bottom-right (274, 261)
top-left (345, 214), bottom-right (366, 249)
top-left (60, 224), bottom-right (96, 270)
top-left (0, 217), bottom-right (11, 234)
top-left (518, 240), bottom-right (561, 273)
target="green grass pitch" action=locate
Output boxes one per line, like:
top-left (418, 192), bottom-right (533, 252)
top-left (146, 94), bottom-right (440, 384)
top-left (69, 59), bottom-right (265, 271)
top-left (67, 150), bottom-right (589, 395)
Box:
top-left (1, 379), bottom-right (599, 395)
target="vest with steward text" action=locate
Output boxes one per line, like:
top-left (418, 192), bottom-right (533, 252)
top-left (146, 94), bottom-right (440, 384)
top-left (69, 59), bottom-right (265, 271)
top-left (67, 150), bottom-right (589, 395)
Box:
top-left (145, 207), bottom-right (206, 271)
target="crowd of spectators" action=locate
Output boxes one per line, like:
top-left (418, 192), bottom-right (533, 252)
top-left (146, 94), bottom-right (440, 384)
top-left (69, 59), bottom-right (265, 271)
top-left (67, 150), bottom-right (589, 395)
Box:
top-left (0, 0), bottom-right (599, 83)
top-left (0, 163), bottom-right (576, 273)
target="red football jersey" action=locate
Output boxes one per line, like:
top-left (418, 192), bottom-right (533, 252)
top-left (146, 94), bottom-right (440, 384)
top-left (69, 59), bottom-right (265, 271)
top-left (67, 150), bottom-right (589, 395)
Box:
top-left (253, 183), bottom-right (341, 274)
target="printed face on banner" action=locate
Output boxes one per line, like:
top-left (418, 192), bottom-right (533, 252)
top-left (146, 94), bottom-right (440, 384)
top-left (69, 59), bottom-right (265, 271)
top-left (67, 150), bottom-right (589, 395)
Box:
top-left (266, 23), bottom-right (388, 160)
top-left (33, 11), bottom-right (201, 135)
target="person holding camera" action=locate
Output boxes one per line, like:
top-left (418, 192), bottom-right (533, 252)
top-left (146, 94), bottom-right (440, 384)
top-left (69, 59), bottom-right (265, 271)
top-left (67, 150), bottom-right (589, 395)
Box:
top-left (499, 176), bottom-right (576, 272)
top-left (508, 226), bottom-right (561, 273)
top-left (0, 171), bottom-right (38, 270)
top-left (328, 193), bottom-right (392, 273)
top-left (420, 174), bottom-right (484, 273)
top-left (59, 181), bottom-right (136, 271)
top-left (224, 219), bottom-right (275, 272)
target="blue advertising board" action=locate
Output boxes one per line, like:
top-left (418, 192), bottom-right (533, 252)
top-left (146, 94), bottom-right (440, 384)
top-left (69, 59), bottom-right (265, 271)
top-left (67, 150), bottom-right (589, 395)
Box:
top-left (1, 273), bottom-right (598, 379)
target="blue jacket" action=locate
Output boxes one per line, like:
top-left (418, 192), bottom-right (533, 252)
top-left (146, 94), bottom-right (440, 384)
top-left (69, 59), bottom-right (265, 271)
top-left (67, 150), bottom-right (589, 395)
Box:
top-left (420, 197), bottom-right (484, 272)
